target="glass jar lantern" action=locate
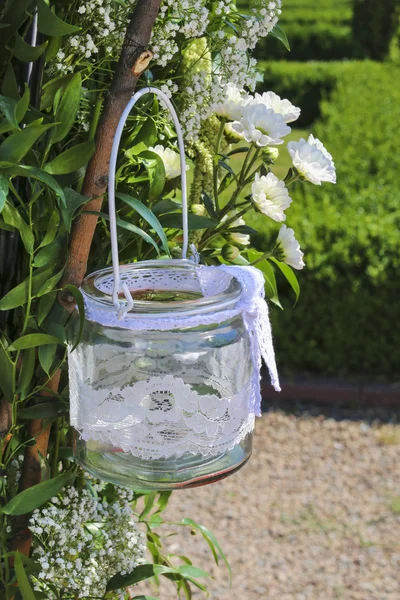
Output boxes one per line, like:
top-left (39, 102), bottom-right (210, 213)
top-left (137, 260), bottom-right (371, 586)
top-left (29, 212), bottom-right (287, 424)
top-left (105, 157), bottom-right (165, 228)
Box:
top-left (68, 88), bottom-right (280, 490)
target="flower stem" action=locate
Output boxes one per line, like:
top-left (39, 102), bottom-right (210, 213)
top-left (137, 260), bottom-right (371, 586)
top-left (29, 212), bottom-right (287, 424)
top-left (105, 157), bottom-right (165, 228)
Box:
top-left (214, 118), bottom-right (226, 213)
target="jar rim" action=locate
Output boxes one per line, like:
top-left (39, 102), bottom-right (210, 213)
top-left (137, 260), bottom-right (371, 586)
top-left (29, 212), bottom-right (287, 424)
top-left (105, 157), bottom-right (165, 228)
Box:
top-left (81, 260), bottom-right (242, 319)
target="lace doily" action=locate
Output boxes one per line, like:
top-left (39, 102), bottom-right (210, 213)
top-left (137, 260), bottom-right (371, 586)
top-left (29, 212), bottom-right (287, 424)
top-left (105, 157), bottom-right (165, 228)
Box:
top-left (70, 264), bottom-right (280, 460)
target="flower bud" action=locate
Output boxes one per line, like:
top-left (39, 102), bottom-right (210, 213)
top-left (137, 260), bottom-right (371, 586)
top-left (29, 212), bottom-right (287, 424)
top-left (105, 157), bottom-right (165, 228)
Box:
top-left (191, 204), bottom-right (206, 216)
top-left (264, 146), bottom-right (279, 161)
top-left (221, 244), bottom-right (240, 261)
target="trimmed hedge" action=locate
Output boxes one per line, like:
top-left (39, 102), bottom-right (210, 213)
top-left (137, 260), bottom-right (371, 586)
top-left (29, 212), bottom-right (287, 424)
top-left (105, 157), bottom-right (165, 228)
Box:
top-left (258, 61), bottom-right (367, 127)
top-left (253, 63), bottom-right (400, 381)
top-left (352, 0), bottom-right (399, 60)
top-left (255, 22), bottom-right (363, 62)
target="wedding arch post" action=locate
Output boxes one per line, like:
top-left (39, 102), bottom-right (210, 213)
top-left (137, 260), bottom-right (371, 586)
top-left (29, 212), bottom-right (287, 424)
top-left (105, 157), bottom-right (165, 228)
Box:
top-left (14, 0), bottom-right (163, 556)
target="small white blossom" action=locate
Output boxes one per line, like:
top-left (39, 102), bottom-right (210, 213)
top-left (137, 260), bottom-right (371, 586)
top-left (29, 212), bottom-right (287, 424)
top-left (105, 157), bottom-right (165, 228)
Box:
top-left (232, 104), bottom-right (291, 147)
top-left (252, 172), bottom-right (292, 222)
top-left (148, 145), bottom-right (189, 179)
top-left (276, 224), bottom-right (305, 269)
top-left (287, 134), bottom-right (336, 185)
top-left (251, 91), bottom-right (301, 123)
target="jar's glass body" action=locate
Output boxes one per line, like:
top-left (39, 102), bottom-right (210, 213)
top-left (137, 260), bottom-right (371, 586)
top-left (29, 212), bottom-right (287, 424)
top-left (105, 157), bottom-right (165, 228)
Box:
top-left (68, 263), bottom-right (254, 490)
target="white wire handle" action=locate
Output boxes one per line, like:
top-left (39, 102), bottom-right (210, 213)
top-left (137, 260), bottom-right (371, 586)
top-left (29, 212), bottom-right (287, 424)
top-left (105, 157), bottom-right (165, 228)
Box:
top-left (108, 86), bottom-right (189, 313)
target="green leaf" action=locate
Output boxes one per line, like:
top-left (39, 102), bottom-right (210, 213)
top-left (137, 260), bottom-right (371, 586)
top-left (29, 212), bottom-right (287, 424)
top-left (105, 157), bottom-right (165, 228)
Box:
top-left (0, 124), bottom-right (55, 163)
top-left (0, 173), bottom-right (9, 212)
top-left (17, 348), bottom-right (35, 400)
top-left (33, 236), bottom-right (65, 268)
top-left (64, 285), bottom-right (85, 351)
top-left (0, 268), bottom-right (51, 310)
top-left (159, 212), bottom-right (217, 231)
top-left (19, 401), bottom-right (68, 421)
top-left (139, 491), bottom-right (157, 521)
top-left (201, 192), bottom-right (216, 219)
top-left (37, 292), bottom-right (57, 326)
top-left (0, 94), bottom-right (19, 129)
top-left (36, 268), bottom-right (64, 297)
top-left (181, 518), bottom-right (231, 577)
top-left (270, 23), bottom-right (290, 51)
top-left (50, 72), bottom-right (82, 143)
top-left (177, 565), bottom-right (210, 579)
top-left (1, 63), bottom-right (19, 99)
top-left (44, 141), bottom-right (95, 175)
top-left (270, 257), bottom-right (300, 304)
top-left (9, 334), bottom-right (62, 351)
top-left (139, 150), bottom-right (166, 199)
top-left (37, 0), bottom-right (81, 36)
top-left (39, 210), bottom-right (60, 248)
top-left (0, 164), bottom-right (65, 205)
top-left (250, 255), bottom-right (282, 308)
top-left (152, 199), bottom-right (181, 215)
top-left (107, 565), bottom-right (178, 592)
top-left (14, 552), bottom-right (37, 600)
top-left (16, 85), bottom-right (30, 124)
top-left (1, 468), bottom-right (76, 515)
top-left (14, 33), bottom-right (48, 63)
top-left (40, 74), bottom-right (74, 111)
top-left (0, 339), bottom-right (14, 400)
top-left (2, 203), bottom-right (34, 253)
top-left (91, 211), bottom-right (161, 256)
top-left (228, 225), bottom-right (258, 235)
top-left (61, 188), bottom-right (89, 231)
top-left (38, 344), bottom-right (57, 375)
top-left (118, 193), bottom-right (171, 257)
top-left (131, 117), bottom-right (158, 147)
top-left (130, 597), bottom-right (160, 600)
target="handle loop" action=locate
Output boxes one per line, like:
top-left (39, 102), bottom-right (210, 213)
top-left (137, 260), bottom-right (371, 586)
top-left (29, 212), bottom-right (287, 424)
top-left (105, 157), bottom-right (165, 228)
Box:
top-left (108, 86), bottom-right (189, 313)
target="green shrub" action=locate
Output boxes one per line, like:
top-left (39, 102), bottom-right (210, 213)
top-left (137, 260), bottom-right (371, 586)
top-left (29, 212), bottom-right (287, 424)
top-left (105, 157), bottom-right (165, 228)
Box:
top-left (258, 61), bottom-right (367, 127)
top-left (253, 63), bottom-right (400, 381)
top-left (256, 22), bottom-right (363, 61)
top-left (352, 0), bottom-right (399, 60)
top-left (282, 7), bottom-right (352, 24)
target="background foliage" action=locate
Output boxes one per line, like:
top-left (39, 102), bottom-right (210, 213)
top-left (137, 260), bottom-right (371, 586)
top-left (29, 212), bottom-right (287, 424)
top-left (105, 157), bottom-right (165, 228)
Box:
top-left (250, 0), bottom-right (400, 381)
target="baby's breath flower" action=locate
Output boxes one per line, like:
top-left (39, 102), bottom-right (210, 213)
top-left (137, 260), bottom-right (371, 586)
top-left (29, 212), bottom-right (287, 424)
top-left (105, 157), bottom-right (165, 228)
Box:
top-left (29, 486), bottom-right (146, 599)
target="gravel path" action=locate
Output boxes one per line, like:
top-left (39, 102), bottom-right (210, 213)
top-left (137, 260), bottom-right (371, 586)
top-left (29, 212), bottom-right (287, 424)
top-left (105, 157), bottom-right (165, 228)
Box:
top-left (138, 411), bottom-right (400, 600)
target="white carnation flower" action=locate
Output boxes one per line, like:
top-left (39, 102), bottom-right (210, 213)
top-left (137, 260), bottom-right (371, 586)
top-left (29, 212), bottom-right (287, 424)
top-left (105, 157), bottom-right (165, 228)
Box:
top-left (223, 211), bottom-right (250, 246)
top-left (214, 82), bottom-right (252, 121)
top-left (224, 121), bottom-right (245, 142)
top-left (251, 91), bottom-right (301, 123)
top-left (287, 134), bottom-right (336, 185)
top-left (232, 104), bottom-right (291, 147)
top-left (149, 145), bottom-right (188, 180)
top-left (276, 224), bottom-right (305, 270)
top-left (251, 172), bottom-right (292, 222)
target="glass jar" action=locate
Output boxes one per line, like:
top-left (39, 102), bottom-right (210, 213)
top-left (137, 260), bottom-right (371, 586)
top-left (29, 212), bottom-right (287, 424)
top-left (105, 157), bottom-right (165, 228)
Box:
top-left (68, 261), bottom-right (254, 490)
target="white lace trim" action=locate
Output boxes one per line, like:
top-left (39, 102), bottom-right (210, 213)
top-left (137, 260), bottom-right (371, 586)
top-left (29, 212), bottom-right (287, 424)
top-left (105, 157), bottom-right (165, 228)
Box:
top-left (70, 371), bottom-right (255, 460)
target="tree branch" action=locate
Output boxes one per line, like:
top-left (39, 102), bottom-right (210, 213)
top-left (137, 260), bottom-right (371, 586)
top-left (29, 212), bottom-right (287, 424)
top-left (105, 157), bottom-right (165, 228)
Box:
top-left (60, 0), bottom-right (163, 308)
top-left (14, 0), bottom-right (162, 555)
